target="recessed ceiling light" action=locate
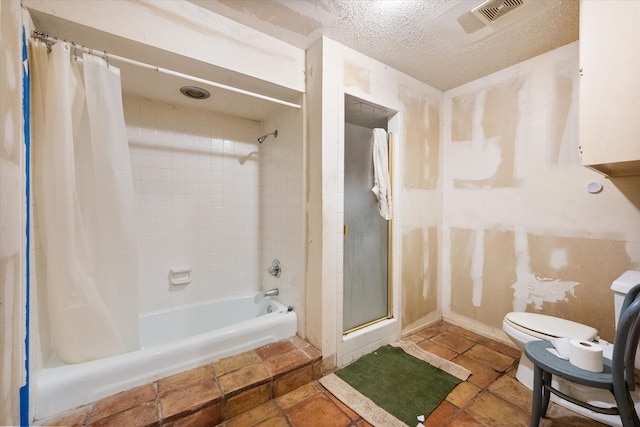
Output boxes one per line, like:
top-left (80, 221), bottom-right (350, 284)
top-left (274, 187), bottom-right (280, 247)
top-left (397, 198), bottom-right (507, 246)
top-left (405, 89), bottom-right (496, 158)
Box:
top-left (180, 86), bottom-right (210, 100)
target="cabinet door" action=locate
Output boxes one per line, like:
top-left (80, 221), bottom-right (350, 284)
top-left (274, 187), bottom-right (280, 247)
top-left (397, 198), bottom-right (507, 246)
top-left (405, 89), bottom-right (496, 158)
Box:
top-left (579, 0), bottom-right (640, 176)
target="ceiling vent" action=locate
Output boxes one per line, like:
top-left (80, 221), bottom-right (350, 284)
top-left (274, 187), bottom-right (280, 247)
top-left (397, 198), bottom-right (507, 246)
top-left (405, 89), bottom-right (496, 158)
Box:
top-left (432, 0), bottom-right (550, 49)
top-left (472, 0), bottom-right (526, 26)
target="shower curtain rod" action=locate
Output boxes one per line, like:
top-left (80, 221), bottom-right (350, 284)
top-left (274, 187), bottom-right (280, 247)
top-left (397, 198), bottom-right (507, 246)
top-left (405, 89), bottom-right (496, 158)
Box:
top-left (31, 31), bottom-right (302, 110)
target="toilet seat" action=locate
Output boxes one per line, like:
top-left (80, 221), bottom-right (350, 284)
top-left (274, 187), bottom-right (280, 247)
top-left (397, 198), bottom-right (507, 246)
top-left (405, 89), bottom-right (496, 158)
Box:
top-left (504, 312), bottom-right (597, 341)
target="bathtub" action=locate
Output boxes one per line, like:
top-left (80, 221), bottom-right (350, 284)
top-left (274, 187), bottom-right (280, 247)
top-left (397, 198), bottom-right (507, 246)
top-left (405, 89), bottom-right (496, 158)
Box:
top-left (34, 293), bottom-right (297, 420)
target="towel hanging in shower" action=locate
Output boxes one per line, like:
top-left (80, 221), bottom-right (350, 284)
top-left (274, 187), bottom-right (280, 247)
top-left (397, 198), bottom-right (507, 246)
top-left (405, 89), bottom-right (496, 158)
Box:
top-left (371, 128), bottom-right (393, 220)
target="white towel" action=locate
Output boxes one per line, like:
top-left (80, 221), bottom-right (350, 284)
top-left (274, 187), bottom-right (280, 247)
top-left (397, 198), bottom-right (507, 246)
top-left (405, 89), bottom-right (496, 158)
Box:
top-left (371, 128), bottom-right (393, 220)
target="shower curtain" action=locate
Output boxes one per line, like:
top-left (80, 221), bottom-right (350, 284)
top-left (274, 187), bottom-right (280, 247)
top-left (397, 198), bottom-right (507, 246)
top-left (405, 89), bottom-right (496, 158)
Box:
top-left (30, 41), bottom-right (139, 364)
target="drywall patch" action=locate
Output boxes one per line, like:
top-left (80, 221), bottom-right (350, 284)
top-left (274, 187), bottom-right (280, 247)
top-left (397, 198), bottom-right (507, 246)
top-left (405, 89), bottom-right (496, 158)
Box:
top-left (452, 78), bottom-right (524, 188)
top-left (512, 229), bottom-right (579, 312)
top-left (451, 92), bottom-right (474, 142)
top-left (550, 73), bottom-right (573, 165)
top-left (452, 227), bottom-right (633, 340)
top-left (422, 229), bottom-right (431, 300)
top-left (470, 229), bottom-right (484, 307)
top-left (549, 248), bottom-right (569, 270)
top-left (450, 227), bottom-right (474, 317)
top-left (626, 241), bottom-right (640, 269)
top-left (449, 136), bottom-right (501, 182)
top-left (525, 233), bottom-right (630, 341)
top-left (426, 104), bottom-right (440, 189)
top-left (427, 226), bottom-right (438, 309)
top-left (481, 229), bottom-right (519, 328)
top-left (482, 79), bottom-right (522, 188)
top-left (399, 86), bottom-right (439, 190)
top-left (451, 228), bottom-right (518, 329)
top-left (343, 61), bottom-right (370, 94)
top-left (402, 227), bottom-right (437, 327)
top-left (450, 89), bottom-right (502, 182)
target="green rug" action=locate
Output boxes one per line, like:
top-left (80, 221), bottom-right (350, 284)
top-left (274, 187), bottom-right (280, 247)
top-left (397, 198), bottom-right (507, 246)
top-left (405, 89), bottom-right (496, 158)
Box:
top-left (335, 345), bottom-right (461, 425)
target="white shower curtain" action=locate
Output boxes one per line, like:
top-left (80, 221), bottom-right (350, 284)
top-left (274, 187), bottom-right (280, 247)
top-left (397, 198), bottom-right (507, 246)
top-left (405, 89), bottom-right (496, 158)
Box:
top-left (30, 41), bottom-right (139, 364)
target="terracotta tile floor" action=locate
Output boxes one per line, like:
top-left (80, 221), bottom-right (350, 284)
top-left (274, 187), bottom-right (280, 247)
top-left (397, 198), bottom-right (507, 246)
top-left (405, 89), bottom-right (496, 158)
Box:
top-left (220, 321), bottom-right (606, 427)
top-left (38, 321), bottom-right (608, 427)
top-left (36, 336), bottom-right (323, 427)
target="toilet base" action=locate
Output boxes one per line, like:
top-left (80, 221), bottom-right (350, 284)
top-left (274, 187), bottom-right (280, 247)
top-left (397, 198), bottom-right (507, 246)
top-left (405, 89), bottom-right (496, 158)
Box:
top-left (514, 347), bottom-right (638, 427)
top-left (515, 353), bottom-right (534, 390)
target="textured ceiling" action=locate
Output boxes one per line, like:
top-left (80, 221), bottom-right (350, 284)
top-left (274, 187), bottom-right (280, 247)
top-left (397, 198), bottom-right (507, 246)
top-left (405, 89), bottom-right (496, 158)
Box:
top-left (188, 0), bottom-right (579, 91)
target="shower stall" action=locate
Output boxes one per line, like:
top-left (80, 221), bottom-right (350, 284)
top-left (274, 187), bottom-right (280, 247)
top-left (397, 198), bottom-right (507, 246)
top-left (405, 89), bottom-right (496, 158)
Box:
top-left (338, 93), bottom-right (402, 365)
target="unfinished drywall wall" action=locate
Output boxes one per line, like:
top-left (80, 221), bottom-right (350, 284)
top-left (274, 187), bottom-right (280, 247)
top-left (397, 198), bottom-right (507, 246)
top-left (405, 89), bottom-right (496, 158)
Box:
top-left (549, 73), bottom-right (573, 165)
top-left (449, 227), bottom-right (628, 341)
top-left (401, 87), bottom-right (440, 190)
top-left (451, 78), bottom-right (524, 187)
top-left (524, 234), bottom-right (629, 341)
top-left (402, 227), bottom-right (438, 327)
top-left (450, 228), bottom-right (517, 329)
top-left (443, 41), bottom-right (640, 341)
top-left (0, 0), bottom-right (25, 424)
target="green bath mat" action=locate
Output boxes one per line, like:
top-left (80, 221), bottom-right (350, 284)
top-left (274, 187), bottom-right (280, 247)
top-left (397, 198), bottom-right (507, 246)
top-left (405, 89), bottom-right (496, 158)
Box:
top-left (335, 345), bottom-right (461, 425)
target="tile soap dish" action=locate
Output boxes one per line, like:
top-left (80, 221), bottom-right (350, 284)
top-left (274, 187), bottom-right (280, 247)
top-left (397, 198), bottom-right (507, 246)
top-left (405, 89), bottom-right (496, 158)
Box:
top-left (169, 266), bottom-right (192, 286)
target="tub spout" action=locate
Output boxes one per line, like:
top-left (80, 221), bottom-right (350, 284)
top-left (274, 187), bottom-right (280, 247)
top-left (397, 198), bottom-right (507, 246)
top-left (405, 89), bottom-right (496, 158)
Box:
top-left (264, 288), bottom-right (279, 297)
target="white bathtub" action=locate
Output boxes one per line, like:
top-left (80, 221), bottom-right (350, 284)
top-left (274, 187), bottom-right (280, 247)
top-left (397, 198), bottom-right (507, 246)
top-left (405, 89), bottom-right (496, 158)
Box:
top-left (34, 293), bottom-right (297, 420)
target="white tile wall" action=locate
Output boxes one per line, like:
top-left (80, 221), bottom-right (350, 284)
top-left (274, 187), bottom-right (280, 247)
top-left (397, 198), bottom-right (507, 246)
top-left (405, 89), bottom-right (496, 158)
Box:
top-left (123, 95), bottom-right (263, 312)
top-left (32, 92), bottom-right (306, 353)
top-left (261, 107), bottom-right (306, 336)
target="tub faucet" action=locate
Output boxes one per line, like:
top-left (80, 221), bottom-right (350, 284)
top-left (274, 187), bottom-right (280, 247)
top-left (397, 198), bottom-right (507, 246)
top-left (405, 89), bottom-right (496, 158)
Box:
top-left (264, 288), bottom-right (279, 297)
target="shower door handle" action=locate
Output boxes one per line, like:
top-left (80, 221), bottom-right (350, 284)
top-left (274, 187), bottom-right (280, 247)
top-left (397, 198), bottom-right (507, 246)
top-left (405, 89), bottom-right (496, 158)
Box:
top-left (344, 224), bottom-right (348, 235)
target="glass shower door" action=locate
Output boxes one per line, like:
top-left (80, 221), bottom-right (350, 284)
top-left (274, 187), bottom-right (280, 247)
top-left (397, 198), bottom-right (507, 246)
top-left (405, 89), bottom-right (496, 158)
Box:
top-left (343, 124), bottom-right (389, 332)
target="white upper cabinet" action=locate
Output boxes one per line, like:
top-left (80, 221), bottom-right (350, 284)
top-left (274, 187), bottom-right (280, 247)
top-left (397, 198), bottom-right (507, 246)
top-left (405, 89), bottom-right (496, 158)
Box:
top-left (579, 0), bottom-right (640, 176)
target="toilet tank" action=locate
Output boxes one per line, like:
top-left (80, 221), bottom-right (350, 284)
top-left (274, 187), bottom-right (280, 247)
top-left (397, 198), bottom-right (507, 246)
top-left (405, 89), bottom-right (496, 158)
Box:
top-left (611, 270), bottom-right (640, 329)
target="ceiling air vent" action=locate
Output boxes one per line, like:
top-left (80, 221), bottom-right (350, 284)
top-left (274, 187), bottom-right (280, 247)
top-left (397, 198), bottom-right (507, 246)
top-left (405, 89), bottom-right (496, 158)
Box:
top-left (472, 0), bottom-right (526, 26)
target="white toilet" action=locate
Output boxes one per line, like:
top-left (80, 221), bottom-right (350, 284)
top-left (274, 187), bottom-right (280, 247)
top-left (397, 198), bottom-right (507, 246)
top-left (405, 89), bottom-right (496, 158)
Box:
top-left (502, 311), bottom-right (598, 389)
top-left (502, 270), bottom-right (640, 426)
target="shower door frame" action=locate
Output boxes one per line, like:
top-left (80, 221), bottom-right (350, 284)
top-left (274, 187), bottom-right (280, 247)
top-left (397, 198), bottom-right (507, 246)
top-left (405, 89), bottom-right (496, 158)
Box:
top-left (342, 127), bottom-right (395, 335)
top-left (339, 89), bottom-right (403, 342)
top-left (332, 87), bottom-right (403, 369)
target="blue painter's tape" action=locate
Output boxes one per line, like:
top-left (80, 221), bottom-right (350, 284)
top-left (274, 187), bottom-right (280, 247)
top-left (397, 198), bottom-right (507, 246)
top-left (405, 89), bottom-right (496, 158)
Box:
top-left (20, 26), bottom-right (31, 427)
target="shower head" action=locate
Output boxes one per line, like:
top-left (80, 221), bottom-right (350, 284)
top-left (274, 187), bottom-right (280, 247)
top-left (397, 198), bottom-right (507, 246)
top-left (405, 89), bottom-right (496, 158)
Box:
top-left (258, 130), bottom-right (278, 144)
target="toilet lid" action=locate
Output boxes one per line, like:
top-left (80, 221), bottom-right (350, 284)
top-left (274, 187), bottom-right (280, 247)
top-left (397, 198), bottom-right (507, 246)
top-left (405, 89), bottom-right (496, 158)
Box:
top-left (505, 312), bottom-right (597, 340)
